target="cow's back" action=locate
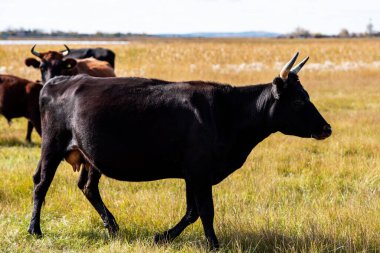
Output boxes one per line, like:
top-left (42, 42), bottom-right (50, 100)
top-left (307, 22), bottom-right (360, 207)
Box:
top-left (64, 48), bottom-right (115, 68)
top-left (75, 58), bottom-right (115, 77)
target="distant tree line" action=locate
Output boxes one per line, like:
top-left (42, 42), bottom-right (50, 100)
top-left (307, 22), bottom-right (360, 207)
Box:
top-left (283, 21), bottom-right (379, 39)
top-left (0, 28), bottom-right (150, 39)
top-left (0, 23), bottom-right (379, 39)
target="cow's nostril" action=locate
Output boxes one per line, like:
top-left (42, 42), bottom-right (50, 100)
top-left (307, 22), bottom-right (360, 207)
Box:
top-left (323, 125), bottom-right (332, 135)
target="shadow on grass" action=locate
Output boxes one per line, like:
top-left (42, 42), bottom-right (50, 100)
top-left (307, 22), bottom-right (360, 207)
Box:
top-left (0, 137), bottom-right (40, 148)
top-left (75, 226), bottom-right (167, 243)
top-left (219, 228), bottom-right (380, 252)
top-left (74, 225), bottom-right (207, 251)
top-left (73, 225), bottom-right (380, 252)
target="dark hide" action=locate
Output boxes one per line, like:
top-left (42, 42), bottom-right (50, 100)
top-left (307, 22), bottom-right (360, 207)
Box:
top-left (0, 75), bottom-right (42, 142)
top-left (28, 73), bottom-right (331, 250)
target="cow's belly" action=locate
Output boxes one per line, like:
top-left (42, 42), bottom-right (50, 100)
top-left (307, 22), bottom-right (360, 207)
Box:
top-left (98, 163), bottom-right (184, 181)
top-left (66, 142), bottom-right (185, 182)
top-left (96, 148), bottom-right (184, 181)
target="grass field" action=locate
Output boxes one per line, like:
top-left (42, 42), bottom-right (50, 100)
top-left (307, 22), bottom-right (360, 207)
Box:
top-left (0, 38), bottom-right (380, 252)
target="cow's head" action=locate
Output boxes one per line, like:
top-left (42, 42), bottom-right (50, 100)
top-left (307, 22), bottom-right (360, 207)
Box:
top-left (25, 45), bottom-right (77, 83)
top-left (268, 52), bottom-right (332, 140)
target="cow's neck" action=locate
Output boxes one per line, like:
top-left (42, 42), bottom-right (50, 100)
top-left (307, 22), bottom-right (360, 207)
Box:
top-left (214, 83), bottom-right (276, 181)
top-left (230, 83), bottom-right (275, 136)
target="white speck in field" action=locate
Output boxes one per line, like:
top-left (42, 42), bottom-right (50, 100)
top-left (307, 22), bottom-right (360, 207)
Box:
top-left (212, 64), bottom-right (221, 71)
top-left (306, 61), bottom-right (334, 71)
top-left (305, 61), bottom-right (380, 71)
top-left (212, 60), bottom-right (380, 73)
top-left (228, 62), bottom-right (265, 72)
top-left (189, 64), bottom-right (197, 72)
top-left (273, 61), bottom-right (285, 70)
top-left (0, 66), bottom-right (6, 74)
top-left (370, 61), bottom-right (380, 68)
top-left (212, 62), bottom-right (265, 73)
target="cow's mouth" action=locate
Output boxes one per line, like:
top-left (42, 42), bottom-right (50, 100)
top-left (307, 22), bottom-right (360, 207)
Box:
top-left (312, 133), bottom-right (330, 140)
top-left (311, 125), bottom-right (332, 140)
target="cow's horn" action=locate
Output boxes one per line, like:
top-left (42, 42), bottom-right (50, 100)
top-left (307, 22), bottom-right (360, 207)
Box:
top-left (62, 44), bottom-right (71, 56)
top-left (291, 56), bottom-right (309, 74)
top-left (31, 44), bottom-right (42, 58)
top-left (280, 52), bottom-right (299, 80)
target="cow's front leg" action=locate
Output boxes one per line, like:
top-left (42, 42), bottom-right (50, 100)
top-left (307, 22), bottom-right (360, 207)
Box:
top-left (189, 175), bottom-right (219, 250)
top-left (154, 180), bottom-right (199, 243)
top-left (192, 180), bottom-right (219, 251)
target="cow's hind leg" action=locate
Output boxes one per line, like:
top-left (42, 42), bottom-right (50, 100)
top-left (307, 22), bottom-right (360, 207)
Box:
top-left (154, 180), bottom-right (199, 243)
top-left (26, 120), bottom-right (34, 143)
top-left (77, 166), bottom-right (119, 235)
top-left (28, 150), bottom-right (62, 236)
top-left (31, 160), bottom-right (42, 190)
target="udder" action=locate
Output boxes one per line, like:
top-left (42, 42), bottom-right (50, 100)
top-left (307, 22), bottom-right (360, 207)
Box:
top-left (65, 149), bottom-right (84, 172)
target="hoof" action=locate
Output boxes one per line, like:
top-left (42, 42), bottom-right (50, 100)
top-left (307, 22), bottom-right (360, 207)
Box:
top-left (208, 242), bottom-right (220, 251)
top-left (28, 227), bottom-right (42, 238)
top-left (105, 219), bottom-right (119, 237)
top-left (154, 232), bottom-right (170, 244)
top-left (107, 226), bottom-right (119, 237)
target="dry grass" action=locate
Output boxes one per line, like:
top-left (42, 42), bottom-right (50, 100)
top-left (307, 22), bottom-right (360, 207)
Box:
top-left (0, 38), bottom-right (379, 252)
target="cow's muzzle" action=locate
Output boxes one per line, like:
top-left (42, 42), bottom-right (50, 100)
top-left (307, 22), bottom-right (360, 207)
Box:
top-left (312, 124), bottom-right (332, 140)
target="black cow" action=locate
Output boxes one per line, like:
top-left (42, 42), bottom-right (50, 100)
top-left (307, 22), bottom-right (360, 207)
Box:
top-left (28, 53), bottom-right (331, 250)
top-left (62, 47), bottom-right (115, 68)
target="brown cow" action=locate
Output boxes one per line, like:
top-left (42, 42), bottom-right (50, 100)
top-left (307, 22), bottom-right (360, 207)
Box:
top-left (0, 74), bottom-right (42, 142)
top-left (25, 45), bottom-right (116, 83)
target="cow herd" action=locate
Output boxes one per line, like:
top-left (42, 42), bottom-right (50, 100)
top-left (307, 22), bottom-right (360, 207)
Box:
top-left (0, 46), bottom-right (331, 250)
top-left (0, 46), bottom-right (115, 142)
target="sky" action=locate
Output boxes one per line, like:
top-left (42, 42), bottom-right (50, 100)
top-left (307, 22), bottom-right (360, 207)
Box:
top-left (0, 0), bottom-right (379, 35)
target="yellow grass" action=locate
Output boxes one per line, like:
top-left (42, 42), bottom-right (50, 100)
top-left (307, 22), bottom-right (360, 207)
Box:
top-left (0, 38), bottom-right (379, 252)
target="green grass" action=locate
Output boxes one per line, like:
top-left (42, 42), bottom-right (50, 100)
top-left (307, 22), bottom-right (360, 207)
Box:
top-left (0, 38), bottom-right (380, 252)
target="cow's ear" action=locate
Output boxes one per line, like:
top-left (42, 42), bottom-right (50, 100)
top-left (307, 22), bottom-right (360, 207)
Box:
top-left (272, 77), bottom-right (285, 99)
top-left (25, 58), bottom-right (40, 68)
top-left (63, 58), bottom-right (77, 70)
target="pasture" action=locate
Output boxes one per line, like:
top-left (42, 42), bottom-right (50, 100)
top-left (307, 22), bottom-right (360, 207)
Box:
top-left (0, 38), bottom-right (379, 252)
